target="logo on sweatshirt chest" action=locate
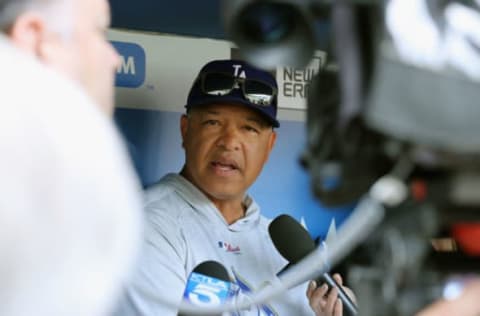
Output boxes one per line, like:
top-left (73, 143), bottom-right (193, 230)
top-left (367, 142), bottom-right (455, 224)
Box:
top-left (218, 241), bottom-right (241, 254)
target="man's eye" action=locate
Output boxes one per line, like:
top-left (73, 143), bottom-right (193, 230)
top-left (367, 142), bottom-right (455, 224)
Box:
top-left (244, 125), bottom-right (259, 133)
top-left (203, 120), bottom-right (219, 126)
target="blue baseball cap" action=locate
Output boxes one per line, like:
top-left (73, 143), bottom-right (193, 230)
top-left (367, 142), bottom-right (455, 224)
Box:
top-left (185, 59), bottom-right (280, 128)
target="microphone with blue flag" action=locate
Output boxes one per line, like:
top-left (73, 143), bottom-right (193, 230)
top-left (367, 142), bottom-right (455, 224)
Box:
top-left (180, 260), bottom-right (232, 315)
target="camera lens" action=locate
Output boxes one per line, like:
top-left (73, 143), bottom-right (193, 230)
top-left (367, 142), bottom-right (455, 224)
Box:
top-left (238, 3), bottom-right (296, 44)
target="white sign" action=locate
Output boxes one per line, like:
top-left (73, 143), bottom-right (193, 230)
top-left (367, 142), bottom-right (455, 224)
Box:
top-left (108, 29), bottom-right (325, 120)
top-left (108, 29), bottom-right (231, 113)
top-left (276, 51), bottom-right (327, 110)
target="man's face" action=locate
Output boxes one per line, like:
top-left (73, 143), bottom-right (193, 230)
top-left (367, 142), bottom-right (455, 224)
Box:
top-left (41, 0), bottom-right (120, 115)
top-left (181, 103), bottom-right (277, 204)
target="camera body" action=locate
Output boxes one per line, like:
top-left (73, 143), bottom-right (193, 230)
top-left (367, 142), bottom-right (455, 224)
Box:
top-left (224, 0), bottom-right (480, 315)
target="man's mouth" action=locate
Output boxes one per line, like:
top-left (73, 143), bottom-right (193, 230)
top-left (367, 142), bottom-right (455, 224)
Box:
top-left (211, 160), bottom-right (239, 172)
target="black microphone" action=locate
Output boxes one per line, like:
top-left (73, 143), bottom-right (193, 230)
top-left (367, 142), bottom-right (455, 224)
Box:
top-left (268, 214), bottom-right (358, 316)
top-left (179, 260), bottom-right (232, 316)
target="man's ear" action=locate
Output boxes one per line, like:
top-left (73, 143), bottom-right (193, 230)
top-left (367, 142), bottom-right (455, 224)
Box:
top-left (8, 12), bottom-right (47, 57)
top-left (180, 114), bottom-right (189, 148)
top-left (268, 130), bottom-right (277, 152)
top-left (264, 130), bottom-right (277, 162)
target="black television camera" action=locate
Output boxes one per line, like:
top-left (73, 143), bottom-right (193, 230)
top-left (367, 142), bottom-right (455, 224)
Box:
top-left (222, 1), bottom-right (480, 315)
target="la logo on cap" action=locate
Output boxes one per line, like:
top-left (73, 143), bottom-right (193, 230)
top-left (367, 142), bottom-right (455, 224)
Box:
top-left (232, 64), bottom-right (247, 78)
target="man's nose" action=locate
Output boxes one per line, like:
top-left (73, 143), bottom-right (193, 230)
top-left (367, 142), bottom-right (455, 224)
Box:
top-left (216, 125), bottom-right (241, 151)
top-left (109, 42), bottom-right (121, 71)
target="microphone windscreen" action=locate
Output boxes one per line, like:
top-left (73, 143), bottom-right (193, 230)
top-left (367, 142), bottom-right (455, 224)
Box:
top-left (192, 260), bottom-right (230, 282)
top-left (268, 214), bottom-right (316, 263)
top-left (269, 214), bottom-right (359, 315)
top-left (182, 260), bottom-right (231, 313)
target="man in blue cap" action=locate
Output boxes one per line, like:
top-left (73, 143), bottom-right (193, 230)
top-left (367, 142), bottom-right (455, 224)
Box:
top-left (115, 59), bottom-right (351, 316)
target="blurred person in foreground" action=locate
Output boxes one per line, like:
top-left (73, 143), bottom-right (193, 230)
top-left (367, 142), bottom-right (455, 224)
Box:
top-left (416, 279), bottom-right (480, 316)
top-left (115, 59), bottom-right (355, 316)
top-left (0, 0), bottom-right (142, 315)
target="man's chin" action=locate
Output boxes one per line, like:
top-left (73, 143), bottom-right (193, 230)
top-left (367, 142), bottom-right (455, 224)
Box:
top-left (203, 186), bottom-right (245, 202)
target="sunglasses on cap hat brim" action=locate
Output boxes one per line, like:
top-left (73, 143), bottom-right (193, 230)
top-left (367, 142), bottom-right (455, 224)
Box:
top-left (197, 71), bottom-right (277, 106)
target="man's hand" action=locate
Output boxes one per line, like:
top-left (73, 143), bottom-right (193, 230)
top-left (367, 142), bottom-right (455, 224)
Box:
top-left (306, 273), bottom-right (356, 316)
